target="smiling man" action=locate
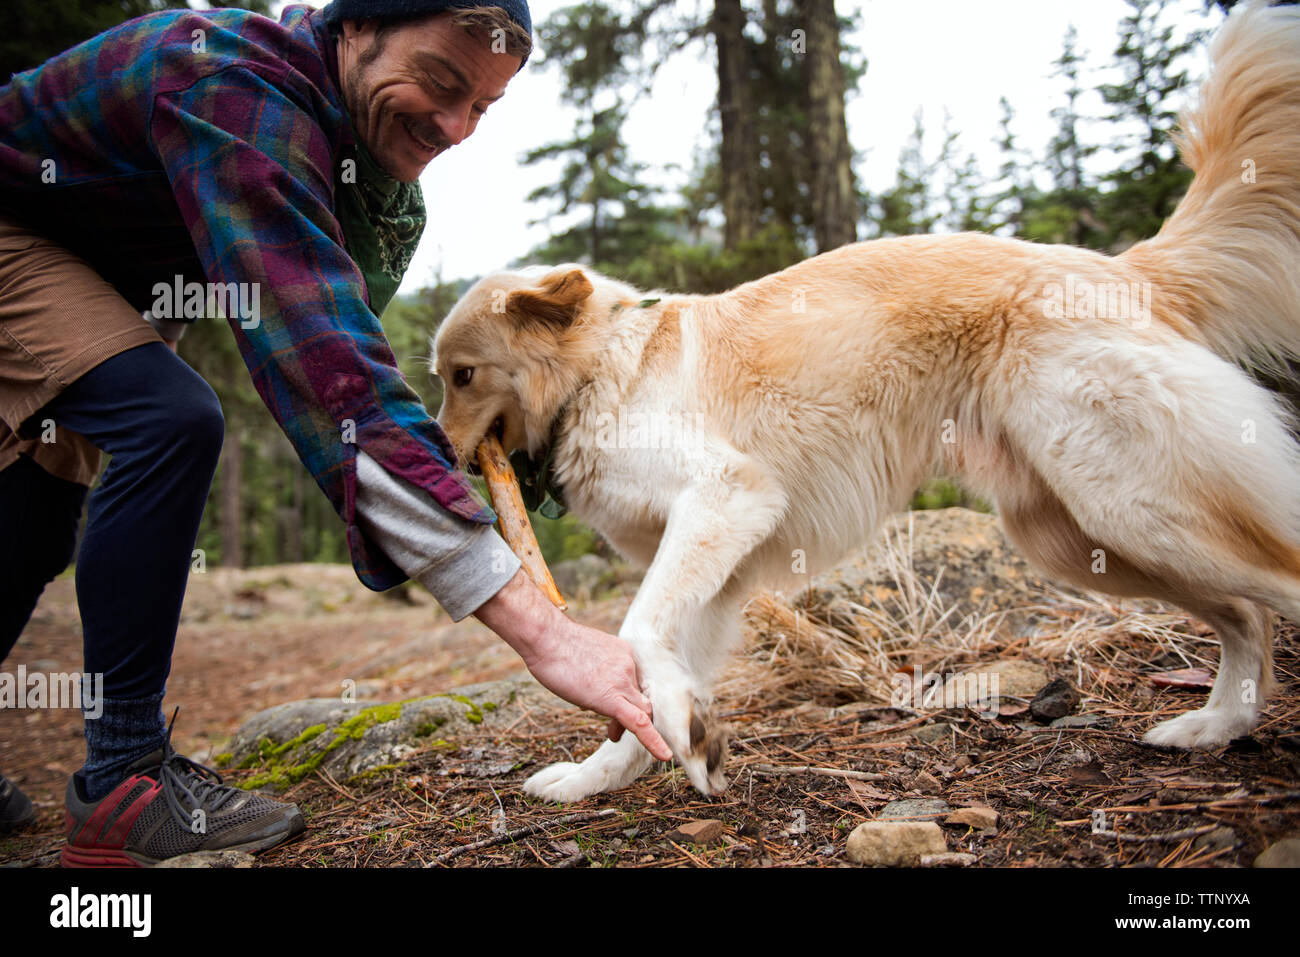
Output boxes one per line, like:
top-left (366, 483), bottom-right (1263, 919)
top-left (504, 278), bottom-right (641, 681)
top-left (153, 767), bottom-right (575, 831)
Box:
top-left (0, 0), bottom-right (670, 866)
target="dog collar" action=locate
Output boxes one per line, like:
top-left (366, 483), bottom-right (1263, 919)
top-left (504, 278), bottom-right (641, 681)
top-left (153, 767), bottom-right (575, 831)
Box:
top-left (509, 399), bottom-right (571, 519)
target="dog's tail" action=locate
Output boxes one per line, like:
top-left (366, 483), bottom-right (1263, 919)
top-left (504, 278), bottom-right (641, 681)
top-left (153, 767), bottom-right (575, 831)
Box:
top-left (1121, 0), bottom-right (1300, 381)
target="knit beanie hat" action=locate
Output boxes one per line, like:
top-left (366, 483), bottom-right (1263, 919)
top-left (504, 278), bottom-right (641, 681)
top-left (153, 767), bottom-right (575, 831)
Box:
top-left (322, 0), bottom-right (532, 37)
top-left (322, 0), bottom-right (531, 66)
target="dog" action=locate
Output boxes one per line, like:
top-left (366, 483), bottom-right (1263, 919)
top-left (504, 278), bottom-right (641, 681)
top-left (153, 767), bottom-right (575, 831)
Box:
top-left (432, 1), bottom-right (1300, 802)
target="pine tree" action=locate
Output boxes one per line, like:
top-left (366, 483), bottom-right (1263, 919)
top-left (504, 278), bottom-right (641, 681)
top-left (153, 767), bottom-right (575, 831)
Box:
top-left (875, 110), bottom-right (937, 236)
top-left (1097, 0), bottom-right (1201, 247)
top-left (519, 3), bottom-right (671, 273)
top-left (988, 96), bottom-right (1038, 236)
top-left (936, 112), bottom-right (993, 233)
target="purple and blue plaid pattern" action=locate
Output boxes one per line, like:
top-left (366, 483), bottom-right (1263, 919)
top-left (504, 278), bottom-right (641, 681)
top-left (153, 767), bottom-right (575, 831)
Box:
top-left (0, 4), bottom-right (495, 589)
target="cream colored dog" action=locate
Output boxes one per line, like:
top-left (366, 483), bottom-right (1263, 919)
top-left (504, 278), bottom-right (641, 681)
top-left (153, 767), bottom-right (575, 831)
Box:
top-left (434, 2), bottom-right (1300, 801)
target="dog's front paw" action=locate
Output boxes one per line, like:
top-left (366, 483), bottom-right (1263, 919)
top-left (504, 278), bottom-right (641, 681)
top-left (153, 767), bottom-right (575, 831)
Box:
top-left (523, 762), bottom-right (596, 803)
top-left (684, 698), bottom-right (730, 796)
top-left (1143, 708), bottom-right (1254, 750)
top-left (647, 686), bottom-right (730, 797)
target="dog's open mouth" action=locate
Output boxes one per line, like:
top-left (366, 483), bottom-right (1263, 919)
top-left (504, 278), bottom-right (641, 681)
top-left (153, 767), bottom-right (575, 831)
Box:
top-left (466, 417), bottom-right (506, 476)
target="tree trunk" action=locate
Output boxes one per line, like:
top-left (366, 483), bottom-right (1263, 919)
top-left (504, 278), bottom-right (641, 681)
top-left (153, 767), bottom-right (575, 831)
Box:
top-left (713, 0), bottom-right (760, 248)
top-left (289, 455), bottom-right (304, 564)
top-left (219, 424), bottom-right (243, 567)
top-left (801, 0), bottom-right (857, 250)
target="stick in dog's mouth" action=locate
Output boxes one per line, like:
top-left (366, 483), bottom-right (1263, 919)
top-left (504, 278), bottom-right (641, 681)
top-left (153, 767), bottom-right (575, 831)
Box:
top-left (475, 430), bottom-right (567, 610)
top-left (465, 417), bottom-right (506, 477)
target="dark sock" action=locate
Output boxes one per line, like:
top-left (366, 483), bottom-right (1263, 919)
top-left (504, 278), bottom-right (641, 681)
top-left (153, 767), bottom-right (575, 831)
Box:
top-left (80, 691), bottom-right (166, 802)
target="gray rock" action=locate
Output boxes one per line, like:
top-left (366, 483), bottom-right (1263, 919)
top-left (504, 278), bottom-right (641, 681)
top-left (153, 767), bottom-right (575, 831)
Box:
top-left (847, 821), bottom-right (946, 866)
top-left (807, 509), bottom-right (1093, 634)
top-left (1030, 678), bottom-right (1079, 723)
top-left (878, 798), bottom-right (951, 821)
top-left (1192, 827), bottom-right (1238, 855)
top-left (1254, 838), bottom-right (1300, 868)
top-left (907, 723), bottom-right (953, 744)
top-left (1050, 714), bottom-right (1108, 729)
top-left (551, 554), bottom-right (618, 601)
top-left (156, 850), bottom-right (256, 868)
top-left (228, 677), bottom-right (564, 789)
top-left (920, 851), bottom-right (978, 867)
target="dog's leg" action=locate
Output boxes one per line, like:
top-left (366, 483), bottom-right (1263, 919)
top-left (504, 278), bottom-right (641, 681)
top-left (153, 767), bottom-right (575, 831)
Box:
top-left (1000, 467), bottom-right (1282, 750)
top-left (523, 733), bottom-right (655, 803)
top-left (525, 456), bottom-right (785, 801)
top-left (522, 598), bottom-right (739, 803)
top-left (995, 338), bottom-right (1300, 748)
top-left (1142, 598), bottom-right (1274, 748)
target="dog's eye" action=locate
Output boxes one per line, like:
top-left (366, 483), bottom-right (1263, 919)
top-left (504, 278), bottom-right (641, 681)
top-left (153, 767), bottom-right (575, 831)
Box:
top-left (453, 367), bottom-right (474, 388)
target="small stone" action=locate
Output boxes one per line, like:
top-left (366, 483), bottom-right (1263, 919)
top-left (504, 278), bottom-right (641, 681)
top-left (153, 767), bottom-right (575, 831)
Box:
top-left (942, 660), bottom-right (1049, 708)
top-left (1192, 827), bottom-right (1237, 854)
top-left (1029, 678), bottom-right (1079, 723)
top-left (911, 771), bottom-right (943, 794)
top-left (1254, 838), bottom-right (1300, 868)
top-left (919, 851), bottom-right (977, 867)
top-left (878, 798), bottom-right (951, 821)
top-left (156, 850), bottom-right (256, 868)
top-left (846, 821), bottom-right (946, 866)
top-left (1050, 714), bottom-right (1106, 729)
top-left (943, 807), bottom-right (999, 831)
top-left (908, 723), bottom-right (953, 744)
top-left (666, 819), bottom-right (724, 844)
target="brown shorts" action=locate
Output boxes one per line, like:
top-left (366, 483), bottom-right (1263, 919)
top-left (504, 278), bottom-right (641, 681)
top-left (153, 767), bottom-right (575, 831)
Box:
top-left (0, 215), bottom-right (163, 486)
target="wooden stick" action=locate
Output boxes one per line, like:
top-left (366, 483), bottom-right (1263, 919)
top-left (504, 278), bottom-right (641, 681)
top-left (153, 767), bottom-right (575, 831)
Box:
top-left (428, 808), bottom-right (615, 864)
top-left (475, 434), bottom-right (567, 610)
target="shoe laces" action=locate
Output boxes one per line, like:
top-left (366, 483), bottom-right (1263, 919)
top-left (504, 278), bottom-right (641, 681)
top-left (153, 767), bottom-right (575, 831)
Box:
top-left (154, 708), bottom-right (242, 832)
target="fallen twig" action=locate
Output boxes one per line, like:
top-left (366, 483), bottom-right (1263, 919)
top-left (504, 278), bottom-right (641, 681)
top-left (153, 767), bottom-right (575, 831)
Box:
top-left (745, 763), bottom-right (886, 782)
top-left (429, 808), bottom-right (617, 865)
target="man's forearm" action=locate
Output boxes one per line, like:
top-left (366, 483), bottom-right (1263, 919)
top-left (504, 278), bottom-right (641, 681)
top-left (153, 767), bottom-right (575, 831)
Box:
top-left (353, 450), bottom-right (521, 621)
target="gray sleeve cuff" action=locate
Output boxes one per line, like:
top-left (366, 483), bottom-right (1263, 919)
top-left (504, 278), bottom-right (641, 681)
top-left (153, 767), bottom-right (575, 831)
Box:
top-left (354, 450), bottom-right (522, 621)
top-left (143, 312), bottom-right (188, 342)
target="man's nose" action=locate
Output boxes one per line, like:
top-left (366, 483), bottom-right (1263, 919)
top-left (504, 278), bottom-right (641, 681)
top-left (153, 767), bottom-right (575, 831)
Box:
top-left (437, 104), bottom-right (474, 147)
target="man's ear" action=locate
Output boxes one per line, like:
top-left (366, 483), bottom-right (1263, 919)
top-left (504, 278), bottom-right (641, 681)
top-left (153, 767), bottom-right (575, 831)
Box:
top-left (506, 269), bottom-right (594, 329)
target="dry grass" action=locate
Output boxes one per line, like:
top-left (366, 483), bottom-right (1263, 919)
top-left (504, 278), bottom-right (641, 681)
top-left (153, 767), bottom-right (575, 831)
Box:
top-left (724, 512), bottom-right (1237, 717)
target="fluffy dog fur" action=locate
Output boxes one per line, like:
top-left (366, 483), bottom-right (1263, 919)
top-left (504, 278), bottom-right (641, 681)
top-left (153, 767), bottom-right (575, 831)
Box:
top-left (433, 1), bottom-right (1300, 801)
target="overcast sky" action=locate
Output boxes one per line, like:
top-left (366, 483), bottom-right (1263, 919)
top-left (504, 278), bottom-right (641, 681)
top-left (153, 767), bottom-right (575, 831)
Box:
top-left (280, 0), bottom-right (1222, 293)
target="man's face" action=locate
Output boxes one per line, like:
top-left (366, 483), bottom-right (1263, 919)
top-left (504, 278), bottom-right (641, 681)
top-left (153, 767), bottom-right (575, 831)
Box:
top-left (337, 13), bottom-right (521, 182)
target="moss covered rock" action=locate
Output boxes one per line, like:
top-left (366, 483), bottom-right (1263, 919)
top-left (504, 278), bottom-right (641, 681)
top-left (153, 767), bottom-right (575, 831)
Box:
top-left (227, 677), bottom-right (563, 791)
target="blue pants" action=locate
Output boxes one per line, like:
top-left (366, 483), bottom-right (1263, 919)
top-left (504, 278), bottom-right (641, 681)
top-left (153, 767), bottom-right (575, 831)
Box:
top-left (0, 342), bottom-right (223, 699)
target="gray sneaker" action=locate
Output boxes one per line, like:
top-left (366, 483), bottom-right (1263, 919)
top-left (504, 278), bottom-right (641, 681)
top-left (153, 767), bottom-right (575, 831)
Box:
top-left (0, 771), bottom-right (36, 833)
top-left (61, 714), bottom-right (305, 867)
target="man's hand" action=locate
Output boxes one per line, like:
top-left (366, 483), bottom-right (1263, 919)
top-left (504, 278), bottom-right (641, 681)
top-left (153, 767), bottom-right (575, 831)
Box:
top-left (474, 569), bottom-right (672, 762)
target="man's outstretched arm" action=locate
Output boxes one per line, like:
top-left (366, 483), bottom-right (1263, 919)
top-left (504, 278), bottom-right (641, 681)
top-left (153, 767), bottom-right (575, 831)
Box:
top-left (354, 451), bottom-right (672, 761)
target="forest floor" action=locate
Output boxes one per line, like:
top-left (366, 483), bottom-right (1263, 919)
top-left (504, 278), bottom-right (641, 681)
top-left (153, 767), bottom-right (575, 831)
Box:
top-left (2, 513), bottom-right (1298, 868)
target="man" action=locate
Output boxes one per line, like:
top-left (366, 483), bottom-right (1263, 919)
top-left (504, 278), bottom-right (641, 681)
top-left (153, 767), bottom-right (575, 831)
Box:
top-left (0, 0), bottom-right (670, 866)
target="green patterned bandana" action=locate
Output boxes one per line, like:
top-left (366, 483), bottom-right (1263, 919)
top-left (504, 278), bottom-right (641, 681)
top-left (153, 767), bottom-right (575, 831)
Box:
top-left (333, 136), bottom-right (426, 316)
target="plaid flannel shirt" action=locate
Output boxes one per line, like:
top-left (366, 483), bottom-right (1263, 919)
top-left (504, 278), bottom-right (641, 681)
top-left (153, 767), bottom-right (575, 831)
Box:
top-left (0, 3), bottom-right (496, 589)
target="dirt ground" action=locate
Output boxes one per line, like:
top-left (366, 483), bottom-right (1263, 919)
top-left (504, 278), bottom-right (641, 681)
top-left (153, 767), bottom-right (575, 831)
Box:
top-left (1, 561), bottom-right (1297, 868)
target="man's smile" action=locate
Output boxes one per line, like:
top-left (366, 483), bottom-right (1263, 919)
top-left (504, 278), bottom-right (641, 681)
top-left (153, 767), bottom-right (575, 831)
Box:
top-left (399, 116), bottom-right (443, 159)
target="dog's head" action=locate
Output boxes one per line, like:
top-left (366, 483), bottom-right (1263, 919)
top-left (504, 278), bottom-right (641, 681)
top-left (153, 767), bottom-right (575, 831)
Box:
top-left (432, 264), bottom-right (607, 469)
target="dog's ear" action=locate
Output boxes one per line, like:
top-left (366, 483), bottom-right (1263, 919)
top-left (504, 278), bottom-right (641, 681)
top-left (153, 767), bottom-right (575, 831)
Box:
top-left (507, 268), bottom-right (593, 329)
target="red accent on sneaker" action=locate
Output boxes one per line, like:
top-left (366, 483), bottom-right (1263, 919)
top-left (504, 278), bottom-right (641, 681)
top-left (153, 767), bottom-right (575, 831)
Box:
top-left (100, 778), bottom-right (163, 848)
top-left (60, 844), bottom-right (143, 868)
top-left (70, 774), bottom-right (160, 849)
